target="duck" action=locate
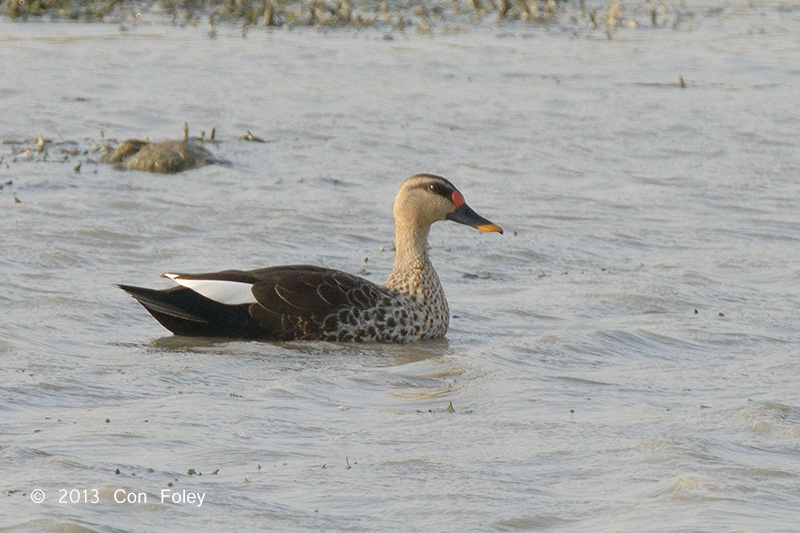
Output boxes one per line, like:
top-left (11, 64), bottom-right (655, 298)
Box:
top-left (119, 174), bottom-right (502, 342)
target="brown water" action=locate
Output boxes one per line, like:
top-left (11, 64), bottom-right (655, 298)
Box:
top-left (2, 4), bottom-right (800, 530)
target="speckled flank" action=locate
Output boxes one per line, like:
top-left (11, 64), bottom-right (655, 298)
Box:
top-left (304, 284), bottom-right (447, 343)
top-left (320, 257), bottom-right (449, 343)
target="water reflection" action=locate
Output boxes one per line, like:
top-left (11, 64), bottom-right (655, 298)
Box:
top-left (149, 334), bottom-right (452, 367)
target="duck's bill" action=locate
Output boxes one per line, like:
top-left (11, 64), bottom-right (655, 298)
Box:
top-left (447, 203), bottom-right (503, 234)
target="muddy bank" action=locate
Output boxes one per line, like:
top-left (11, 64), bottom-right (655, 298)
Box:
top-left (2, 0), bottom-right (702, 33)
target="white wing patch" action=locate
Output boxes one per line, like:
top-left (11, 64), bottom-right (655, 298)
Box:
top-left (164, 273), bottom-right (257, 305)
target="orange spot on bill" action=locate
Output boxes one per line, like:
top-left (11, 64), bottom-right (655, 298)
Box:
top-left (477, 223), bottom-right (503, 234)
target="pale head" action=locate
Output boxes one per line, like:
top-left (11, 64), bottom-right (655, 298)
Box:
top-left (393, 174), bottom-right (503, 234)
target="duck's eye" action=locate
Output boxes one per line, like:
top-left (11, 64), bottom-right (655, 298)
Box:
top-left (428, 183), bottom-right (450, 198)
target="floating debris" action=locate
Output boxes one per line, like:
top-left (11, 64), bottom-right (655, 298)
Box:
top-left (240, 130), bottom-right (266, 142)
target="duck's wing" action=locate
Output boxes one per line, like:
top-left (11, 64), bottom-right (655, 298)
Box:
top-left (121, 265), bottom-right (392, 340)
top-left (244, 265), bottom-right (392, 341)
top-left (248, 265), bottom-right (384, 314)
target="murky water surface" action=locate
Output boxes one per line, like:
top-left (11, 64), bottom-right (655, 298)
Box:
top-left (2, 4), bottom-right (800, 530)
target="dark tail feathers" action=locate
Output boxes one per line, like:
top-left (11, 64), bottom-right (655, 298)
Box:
top-left (118, 284), bottom-right (265, 338)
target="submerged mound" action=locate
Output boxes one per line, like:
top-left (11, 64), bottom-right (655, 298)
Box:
top-left (103, 139), bottom-right (215, 173)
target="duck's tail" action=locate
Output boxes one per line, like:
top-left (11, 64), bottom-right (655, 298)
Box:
top-left (118, 284), bottom-right (264, 338)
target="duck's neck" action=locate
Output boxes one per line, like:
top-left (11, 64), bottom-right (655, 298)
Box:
top-left (385, 222), bottom-right (435, 298)
top-left (384, 219), bottom-right (451, 338)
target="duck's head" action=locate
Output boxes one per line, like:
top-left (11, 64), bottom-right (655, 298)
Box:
top-left (394, 174), bottom-right (503, 234)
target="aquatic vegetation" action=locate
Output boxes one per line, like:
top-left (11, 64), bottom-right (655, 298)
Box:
top-left (1, 0), bottom-right (694, 33)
